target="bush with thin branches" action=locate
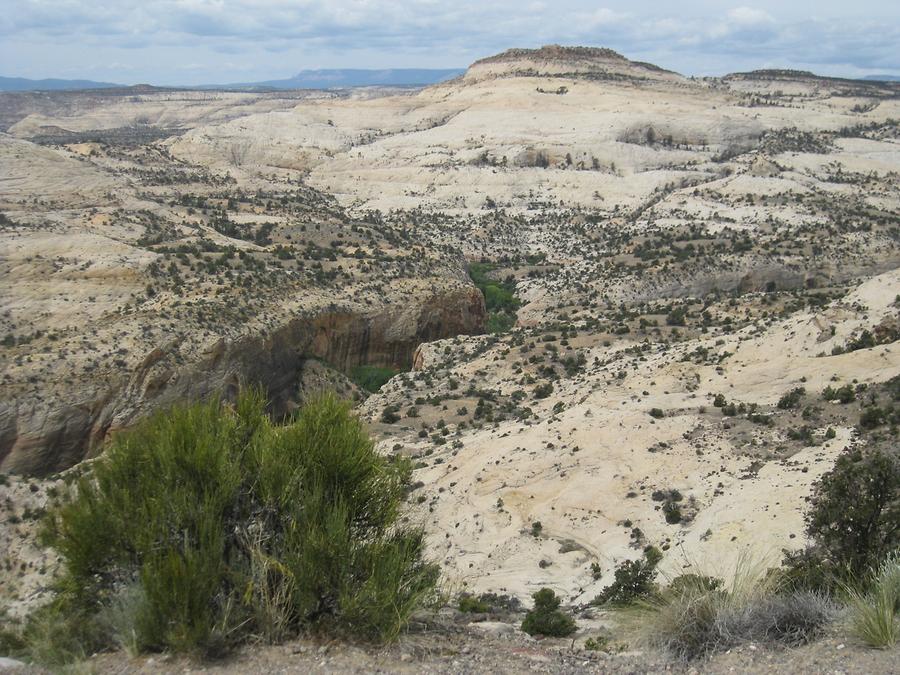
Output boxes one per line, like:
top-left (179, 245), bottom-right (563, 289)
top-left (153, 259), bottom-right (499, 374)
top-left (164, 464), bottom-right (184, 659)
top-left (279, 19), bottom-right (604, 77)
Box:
top-left (28, 390), bottom-right (437, 663)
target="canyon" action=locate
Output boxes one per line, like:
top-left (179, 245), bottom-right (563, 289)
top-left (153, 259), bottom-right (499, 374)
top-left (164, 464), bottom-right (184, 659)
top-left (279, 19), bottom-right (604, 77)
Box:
top-left (1, 45), bottom-right (898, 623)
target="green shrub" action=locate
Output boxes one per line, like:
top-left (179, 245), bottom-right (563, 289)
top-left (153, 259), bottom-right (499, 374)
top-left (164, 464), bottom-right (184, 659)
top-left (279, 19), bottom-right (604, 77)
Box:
top-left (380, 404), bottom-right (401, 423)
top-left (584, 635), bottom-right (610, 651)
top-left (350, 365), bottom-right (400, 392)
top-left (458, 593), bottom-right (491, 613)
top-left (777, 387), bottom-right (806, 410)
top-left (666, 307), bottom-right (687, 326)
top-left (780, 548), bottom-right (848, 595)
top-left (859, 406), bottom-right (895, 429)
top-left (521, 588), bottom-right (577, 637)
top-left (36, 391), bottom-right (437, 662)
top-left (534, 383), bottom-right (554, 399)
top-left (593, 547), bottom-right (662, 606)
top-left (469, 262), bottom-right (519, 334)
top-left (663, 502), bottom-right (682, 524)
top-left (823, 384), bottom-right (855, 404)
top-left (667, 574), bottom-right (722, 596)
top-left (805, 445), bottom-right (899, 576)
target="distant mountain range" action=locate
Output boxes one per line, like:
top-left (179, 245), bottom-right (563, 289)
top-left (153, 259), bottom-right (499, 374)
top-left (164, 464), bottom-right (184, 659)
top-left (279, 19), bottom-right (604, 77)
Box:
top-left (0, 69), bottom-right (465, 93)
top-left (0, 76), bottom-right (120, 91)
top-left (214, 68), bottom-right (465, 90)
top-left (2, 68), bottom-right (895, 92)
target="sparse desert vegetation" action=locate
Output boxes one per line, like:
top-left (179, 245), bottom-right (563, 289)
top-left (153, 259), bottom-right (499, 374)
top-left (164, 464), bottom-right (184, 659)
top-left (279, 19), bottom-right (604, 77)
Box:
top-left (1, 44), bottom-right (899, 672)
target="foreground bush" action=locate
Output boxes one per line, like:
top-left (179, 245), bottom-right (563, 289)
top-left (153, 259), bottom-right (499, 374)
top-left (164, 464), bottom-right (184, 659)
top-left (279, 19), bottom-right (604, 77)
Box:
top-left (782, 444), bottom-right (899, 597)
top-left (33, 391), bottom-right (437, 661)
top-left (521, 588), bottom-right (577, 637)
top-left (618, 561), bottom-right (834, 660)
top-left (846, 554), bottom-right (900, 648)
top-left (805, 445), bottom-right (899, 576)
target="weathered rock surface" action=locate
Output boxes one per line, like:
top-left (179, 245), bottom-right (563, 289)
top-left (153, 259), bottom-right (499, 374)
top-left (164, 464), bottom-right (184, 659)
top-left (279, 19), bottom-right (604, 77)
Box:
top-left (0, 286), bottom-right (485, 475)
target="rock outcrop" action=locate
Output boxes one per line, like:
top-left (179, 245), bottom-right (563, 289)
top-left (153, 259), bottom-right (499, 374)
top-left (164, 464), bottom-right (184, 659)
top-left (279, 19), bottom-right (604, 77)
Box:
top-left (0, 285), bottom-right (485, 475)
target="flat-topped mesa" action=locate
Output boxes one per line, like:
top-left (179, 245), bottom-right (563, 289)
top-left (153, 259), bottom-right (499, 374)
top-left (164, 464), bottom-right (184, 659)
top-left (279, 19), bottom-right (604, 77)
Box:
top-left (721, 67), bottom-right (900, 97)
top-left (462, 44), bottom-right (683, 84)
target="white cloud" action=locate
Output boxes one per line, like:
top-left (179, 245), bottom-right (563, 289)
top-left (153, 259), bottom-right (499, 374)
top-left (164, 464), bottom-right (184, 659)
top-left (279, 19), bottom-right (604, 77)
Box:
top-left (0, 0), bottom-right (897, 82)
top-left (581, 8), bottom-right (626, 28)
top-left (727, 6), bottom-right (775, 26)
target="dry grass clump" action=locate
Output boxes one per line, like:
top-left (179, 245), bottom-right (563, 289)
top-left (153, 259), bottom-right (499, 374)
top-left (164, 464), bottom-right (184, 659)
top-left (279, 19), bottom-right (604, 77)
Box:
top-left (617, 557), bottom-right (835, 660)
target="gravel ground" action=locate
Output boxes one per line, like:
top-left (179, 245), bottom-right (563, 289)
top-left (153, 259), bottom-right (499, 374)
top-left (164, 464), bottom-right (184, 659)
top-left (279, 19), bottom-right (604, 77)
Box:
top-left (4, 623), bottom-right (897, 674)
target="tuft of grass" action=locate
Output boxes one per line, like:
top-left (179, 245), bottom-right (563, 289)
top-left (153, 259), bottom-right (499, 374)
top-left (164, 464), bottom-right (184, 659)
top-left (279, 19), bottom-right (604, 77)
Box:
top-left (845, 554), bottom-right (900, 648)
top-left (616, 557), bottom-right (834, 660)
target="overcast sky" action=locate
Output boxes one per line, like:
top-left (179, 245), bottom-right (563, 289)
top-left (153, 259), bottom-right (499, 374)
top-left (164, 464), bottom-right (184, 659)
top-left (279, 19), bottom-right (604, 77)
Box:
top-left (1, 1), bottom-right (898, 85)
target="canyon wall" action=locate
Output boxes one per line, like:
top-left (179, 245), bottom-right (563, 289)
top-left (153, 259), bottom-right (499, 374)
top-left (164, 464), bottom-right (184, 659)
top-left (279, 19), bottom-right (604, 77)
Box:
top-left (0, 285), bottom-right (486, 475)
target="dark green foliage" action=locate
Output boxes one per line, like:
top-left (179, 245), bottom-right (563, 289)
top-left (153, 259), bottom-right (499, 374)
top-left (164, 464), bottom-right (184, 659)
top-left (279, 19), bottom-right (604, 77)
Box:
top-left (593, 547), bottom-right (662, 606)
top-left (521, 588), bottom-right (577, 637)
top-left (859, 405), bottom-right (899, 429)
top-left (458, 593), bottom-right (491, 613)
top-left (787, 425), bottom-right (816, 445)
top-left (469, 262), bottom-right (519, 333)
top-left (822, 384), bottom-right (855, 404)
top-left (780, 548), bottom-right (847, 595)
top-left (845, 329), bottom-right (882, 352)
top-left (652, 489), bottom-right (684, 524)
top-left (648, 408), bottom-right (665, 419)
top-left (667, 574), bottom-right (723, 596)
top-left (777, 387), bottom-right (806, 410)
top-left (461, 592), bottom-right (521, 614)
top-left (805, 445), bottom-right (899, 576)
top-left (666, 307), bottom-right (687, 326)
top-left (663, 502), bottom-right (683, 524)
top-left (534, 383), bottom-right (554, 399)
top-left (380, 404), bottom-right (401, 423)
top-left (350, 365), bottom-right (400, 392)
top-left (38, 391), bottom-right (438, 660)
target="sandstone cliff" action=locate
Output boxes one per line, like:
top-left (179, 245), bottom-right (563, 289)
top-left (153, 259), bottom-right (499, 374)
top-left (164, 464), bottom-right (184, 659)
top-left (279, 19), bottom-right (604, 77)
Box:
top-left (0, 286), bottom-right (485, 475)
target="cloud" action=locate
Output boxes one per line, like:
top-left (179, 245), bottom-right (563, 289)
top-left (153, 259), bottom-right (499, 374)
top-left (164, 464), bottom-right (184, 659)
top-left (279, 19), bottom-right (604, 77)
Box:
top-left (581, 8), bottom-right (627, 28)
top-left (727, 7), bottom-right (775, 26)
top-left (0, 0), bottom-right (897, 81)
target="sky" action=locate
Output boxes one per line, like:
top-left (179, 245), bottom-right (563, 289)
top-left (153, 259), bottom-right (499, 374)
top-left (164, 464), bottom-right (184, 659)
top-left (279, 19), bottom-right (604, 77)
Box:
top-left (1, 1), bottom-right (898, 85)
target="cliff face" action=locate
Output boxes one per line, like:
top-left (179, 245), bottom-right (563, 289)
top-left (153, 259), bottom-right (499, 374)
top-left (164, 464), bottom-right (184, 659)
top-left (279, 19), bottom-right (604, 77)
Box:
top-left (0, 285), bottom-right (486, 475)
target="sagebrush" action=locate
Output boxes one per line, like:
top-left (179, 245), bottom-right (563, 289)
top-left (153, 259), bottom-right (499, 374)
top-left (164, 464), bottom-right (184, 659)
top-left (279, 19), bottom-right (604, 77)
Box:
top-left (617, 560), bottom-right (834, 660)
